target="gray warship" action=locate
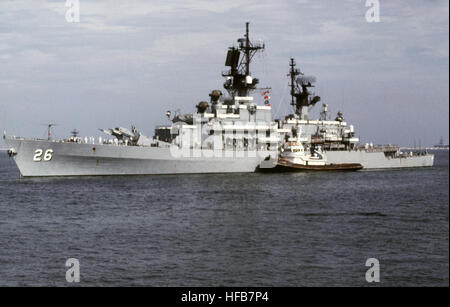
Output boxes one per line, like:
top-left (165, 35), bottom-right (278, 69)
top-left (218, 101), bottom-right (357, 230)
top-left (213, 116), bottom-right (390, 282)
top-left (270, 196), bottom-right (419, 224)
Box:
top-left (4, 24), bottom-right (434, 177)
top-left (4, 23), bottom-right (280, 177)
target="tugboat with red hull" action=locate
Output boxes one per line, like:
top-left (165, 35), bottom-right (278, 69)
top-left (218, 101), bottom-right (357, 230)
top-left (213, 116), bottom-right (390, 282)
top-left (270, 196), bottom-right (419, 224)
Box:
top-left (273, 135), bottom-right (362, 172)
top-left (276, 159), bottom-right (363, 172)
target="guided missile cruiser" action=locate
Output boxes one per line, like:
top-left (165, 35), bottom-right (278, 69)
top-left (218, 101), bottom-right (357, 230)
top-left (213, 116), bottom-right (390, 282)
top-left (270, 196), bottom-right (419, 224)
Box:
top-left (4, 24), bottom-right (434, 177)
top-left (4, 23), bottom-right (279, 177)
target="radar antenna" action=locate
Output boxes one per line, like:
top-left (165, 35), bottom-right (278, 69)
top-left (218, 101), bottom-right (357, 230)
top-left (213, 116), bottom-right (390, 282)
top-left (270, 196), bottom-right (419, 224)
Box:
top-left (287, 58), bottom-right (321, 119)
top-left (288, 58), bottom-right (302, 107)
top-left (222, 22), bottom-right (265, 98)
top-left (71, 129), bottom-right (79, 138)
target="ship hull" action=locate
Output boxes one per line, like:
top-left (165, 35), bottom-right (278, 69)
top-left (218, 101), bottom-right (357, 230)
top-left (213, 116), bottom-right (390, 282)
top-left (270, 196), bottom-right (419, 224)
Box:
top-left (275, 159), bottom-right (363, 171)
top-left (325, 150), bottom-right (434, 169)
top-left (4, 139), bottom-right (266, 177)
top-left (4, 139), bottom-right (435, 177)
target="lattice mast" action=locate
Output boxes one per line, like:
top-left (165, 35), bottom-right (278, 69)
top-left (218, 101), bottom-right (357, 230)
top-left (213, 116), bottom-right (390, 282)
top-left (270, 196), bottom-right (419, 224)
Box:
top-left (223, 22), bottom-right (265, 98)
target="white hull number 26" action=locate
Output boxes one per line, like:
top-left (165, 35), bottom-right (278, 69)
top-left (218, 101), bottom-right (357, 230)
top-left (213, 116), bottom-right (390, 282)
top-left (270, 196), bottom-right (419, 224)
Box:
top-left (33, 149), bottom-right (53, 162)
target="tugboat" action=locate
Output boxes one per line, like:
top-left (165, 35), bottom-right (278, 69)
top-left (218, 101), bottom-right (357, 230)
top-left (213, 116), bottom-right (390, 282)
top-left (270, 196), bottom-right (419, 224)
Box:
top-left (275, 127), bottom-right (363, 171)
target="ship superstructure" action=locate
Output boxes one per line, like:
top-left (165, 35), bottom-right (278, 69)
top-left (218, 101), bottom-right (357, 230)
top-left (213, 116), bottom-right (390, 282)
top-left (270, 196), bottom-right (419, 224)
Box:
top-left (277, 58), bottom-right (434, 169)
top-left (4, 23), bottom-right (279, 177)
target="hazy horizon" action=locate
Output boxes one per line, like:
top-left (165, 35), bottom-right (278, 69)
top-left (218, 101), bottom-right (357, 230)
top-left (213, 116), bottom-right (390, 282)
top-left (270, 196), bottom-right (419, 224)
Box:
top-left (1, 0), bottom-right (449, 147)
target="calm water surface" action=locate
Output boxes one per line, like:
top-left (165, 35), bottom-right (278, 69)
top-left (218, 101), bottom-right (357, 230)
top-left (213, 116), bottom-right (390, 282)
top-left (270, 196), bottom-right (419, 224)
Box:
top-left (0, 151), bottom-right (448, 286)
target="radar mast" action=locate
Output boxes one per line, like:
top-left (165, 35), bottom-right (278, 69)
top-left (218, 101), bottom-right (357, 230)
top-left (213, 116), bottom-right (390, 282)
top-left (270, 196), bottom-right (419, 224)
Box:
top-left (222, 22), bottom-right (265, 98)
top-left (288, 58), bottom-right (321, 120)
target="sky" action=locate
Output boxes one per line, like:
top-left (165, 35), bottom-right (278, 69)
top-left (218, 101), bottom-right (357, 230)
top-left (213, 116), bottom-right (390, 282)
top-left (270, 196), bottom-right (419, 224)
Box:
top-left (0, 0), bottom-right (448, 147)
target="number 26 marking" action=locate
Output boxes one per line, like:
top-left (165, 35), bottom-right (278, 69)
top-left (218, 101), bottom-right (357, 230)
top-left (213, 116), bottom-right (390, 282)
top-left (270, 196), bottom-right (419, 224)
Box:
top-left (33, 149), bottom-right (53, 161)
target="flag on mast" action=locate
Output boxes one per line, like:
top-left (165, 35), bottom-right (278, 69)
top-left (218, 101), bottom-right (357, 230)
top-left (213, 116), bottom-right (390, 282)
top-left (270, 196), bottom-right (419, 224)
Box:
top-left (261, 90), bottom-right (271, 105)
